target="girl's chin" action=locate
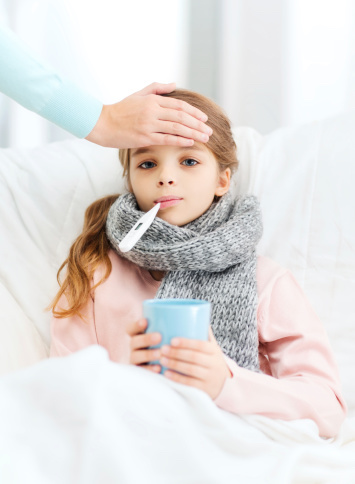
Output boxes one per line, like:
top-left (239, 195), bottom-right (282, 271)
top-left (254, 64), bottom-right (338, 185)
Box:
top-left (157, 212), bottom-right (187, 226)
top-left (159, 215), bottom-right (198, 227)
top-left (156, 204), bottom-right (209, 226)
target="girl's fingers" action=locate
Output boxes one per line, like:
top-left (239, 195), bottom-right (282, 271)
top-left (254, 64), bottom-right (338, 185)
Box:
top-left (141, 364), bottom-right (162, 373)
top-left (164, 370), bottom-right (206, 390)
top-left (130, 331), bottom-right (161, 351)
top-left (126, 318), bottom-right (146, 337)
top-left (161, 347), bottom-right (211, 368)
top-left (158, 96), bottom-right (208, 122)
top-left (155, 120), bottom-right (210, 144)
top-left (162, 357), bottom-right (209, 381)
top-left (131, 348), bottom-right (161, 365)
top-left (157, 108), bottom-right (212, 136)
top-left (127, 318), bottom-right (163, 366)
top-left (170, 338), bottom-right (215, 354)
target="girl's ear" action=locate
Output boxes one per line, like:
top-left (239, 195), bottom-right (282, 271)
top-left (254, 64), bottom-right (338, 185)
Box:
top-left (215, 168), bottom-right (231, 197)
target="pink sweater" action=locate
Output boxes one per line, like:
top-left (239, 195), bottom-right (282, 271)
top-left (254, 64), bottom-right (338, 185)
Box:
top-left (50, 249), bottom-right (347, 438)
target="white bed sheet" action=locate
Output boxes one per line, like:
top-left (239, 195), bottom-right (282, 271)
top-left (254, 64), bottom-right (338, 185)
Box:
top-left (0, 346), bottom-right (354, 484)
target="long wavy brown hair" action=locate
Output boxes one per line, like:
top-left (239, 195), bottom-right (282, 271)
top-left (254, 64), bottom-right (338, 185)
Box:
top-left (47, 89), bottom-right (239, 320)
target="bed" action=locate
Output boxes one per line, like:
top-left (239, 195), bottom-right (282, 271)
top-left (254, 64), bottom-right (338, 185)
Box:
top-left (1, 111), bottom-right (355, 483)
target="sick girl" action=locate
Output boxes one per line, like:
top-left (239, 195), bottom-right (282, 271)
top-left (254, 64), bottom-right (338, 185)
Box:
top-left (48, 89), bottom-right (347, 439)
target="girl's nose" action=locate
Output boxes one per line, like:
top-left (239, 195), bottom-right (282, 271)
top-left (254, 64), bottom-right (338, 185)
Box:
top-left (158, 179), bottom-right (174, 186)
top-left (157, 164), bottom-right (177, 186)
top-left (157, 170), bottom-right (176, 186)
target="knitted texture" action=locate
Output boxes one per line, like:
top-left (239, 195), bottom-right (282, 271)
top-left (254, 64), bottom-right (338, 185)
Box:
top-left (106, 191), bottom-right (263, 372)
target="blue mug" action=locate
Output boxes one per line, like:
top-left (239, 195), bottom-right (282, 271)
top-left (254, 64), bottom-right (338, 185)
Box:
top-left (143, 298), bottom-right (211, 374)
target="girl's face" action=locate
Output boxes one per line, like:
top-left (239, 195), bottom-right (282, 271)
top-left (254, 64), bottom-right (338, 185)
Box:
top-left (128, 143), bottom-right (231, 226)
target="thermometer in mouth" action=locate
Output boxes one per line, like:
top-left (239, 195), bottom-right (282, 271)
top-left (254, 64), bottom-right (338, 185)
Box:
top-left (119, 203), bottom-right (161, 253)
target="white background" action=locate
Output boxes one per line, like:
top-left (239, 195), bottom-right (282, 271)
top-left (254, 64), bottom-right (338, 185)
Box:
top-left (1, 0), bottom-right (355, 147)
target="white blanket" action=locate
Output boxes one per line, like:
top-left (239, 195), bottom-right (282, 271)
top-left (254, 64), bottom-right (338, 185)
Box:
top-left (0, 346), bottom-right (354, 484)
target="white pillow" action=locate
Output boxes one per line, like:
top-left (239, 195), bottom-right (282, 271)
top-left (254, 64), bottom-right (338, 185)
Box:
top-left (0, 140), bottom-right (124, 373)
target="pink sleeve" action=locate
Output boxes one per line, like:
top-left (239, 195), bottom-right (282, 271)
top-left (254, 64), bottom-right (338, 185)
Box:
top-left (213, 270), bottom-right (348, 439)
top-left (49, 293), bottom-right (99, 358)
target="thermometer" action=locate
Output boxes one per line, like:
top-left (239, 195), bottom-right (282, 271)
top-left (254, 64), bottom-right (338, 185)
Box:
top-left (119, 203), bottom-right (161, 253)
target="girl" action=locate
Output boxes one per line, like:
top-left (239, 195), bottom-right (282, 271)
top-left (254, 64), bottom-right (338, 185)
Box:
top-left (48, 89), bottom-right (347, 439)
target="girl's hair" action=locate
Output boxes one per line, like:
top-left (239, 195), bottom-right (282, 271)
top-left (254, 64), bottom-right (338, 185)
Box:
top-left (46, 195), bottom-right (119, 320)
top-left (47, 89), bottom-right (239, 320)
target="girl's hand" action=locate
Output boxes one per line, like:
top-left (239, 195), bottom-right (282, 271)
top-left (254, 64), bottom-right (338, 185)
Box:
top-left (160, 327), bottom-right (232, 400)
top-left (85, 82), bottom-right (212, 149)
top-left (126, 318), bottom-right (162, 373)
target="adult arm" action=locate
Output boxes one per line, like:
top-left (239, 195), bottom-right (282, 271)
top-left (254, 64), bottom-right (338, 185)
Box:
top-left (0, 23), bottom-right (102, 138)
top-left (213, 266), bottom-right (348, 439)
top-left (0, 24), bottom-right (211, 146)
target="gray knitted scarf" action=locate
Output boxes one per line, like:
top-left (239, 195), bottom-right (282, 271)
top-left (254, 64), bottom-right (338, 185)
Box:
top-left (106, 191), bottom-right (263, 372)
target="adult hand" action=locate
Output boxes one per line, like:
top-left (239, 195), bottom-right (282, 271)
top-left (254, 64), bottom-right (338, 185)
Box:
top-left (126, 318), bottom-right (162, 373)
top-left (85, 82), bottom-right (212, 149)
top-left (159, 327), bottom-right (232, 400)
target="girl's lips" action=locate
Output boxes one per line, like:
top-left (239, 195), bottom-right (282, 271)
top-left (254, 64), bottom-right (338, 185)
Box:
top-left (155, 199), bottom-right (182, 209)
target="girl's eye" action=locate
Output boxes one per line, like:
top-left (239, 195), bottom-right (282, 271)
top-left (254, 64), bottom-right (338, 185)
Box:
top-left (182, 158), bottom-right (198, 167)
top-left (139, 161), bottom-right (156, 169)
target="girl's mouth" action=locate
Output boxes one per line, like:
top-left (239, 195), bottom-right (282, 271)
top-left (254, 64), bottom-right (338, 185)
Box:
top-left (155, 199), bottom-right (183, 210)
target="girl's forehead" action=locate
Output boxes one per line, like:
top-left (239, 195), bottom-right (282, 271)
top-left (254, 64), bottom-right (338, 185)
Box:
top-left (131, 142), bottom-right (210, 157)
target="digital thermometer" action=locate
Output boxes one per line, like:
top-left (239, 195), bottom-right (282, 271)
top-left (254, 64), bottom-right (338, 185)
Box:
top-left (119, 203), bottom-right (161, 253)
